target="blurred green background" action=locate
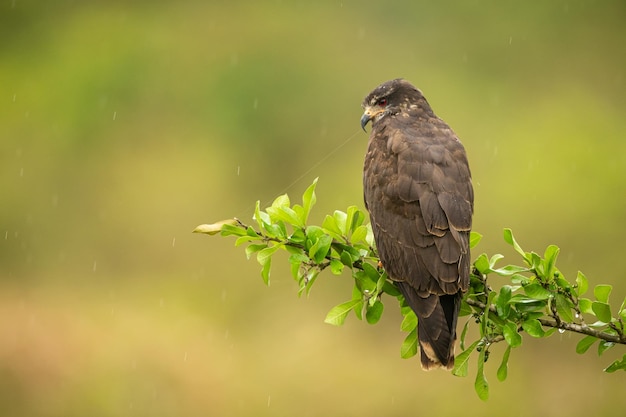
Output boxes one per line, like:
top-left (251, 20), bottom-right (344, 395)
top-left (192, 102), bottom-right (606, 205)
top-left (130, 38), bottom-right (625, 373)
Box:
top-left (2, 1), bottom-right (625, 415)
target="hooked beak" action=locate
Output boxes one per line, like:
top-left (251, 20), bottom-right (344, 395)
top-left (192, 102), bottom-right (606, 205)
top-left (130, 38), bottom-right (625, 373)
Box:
top-left (360, 108), bottom-right (374, 132)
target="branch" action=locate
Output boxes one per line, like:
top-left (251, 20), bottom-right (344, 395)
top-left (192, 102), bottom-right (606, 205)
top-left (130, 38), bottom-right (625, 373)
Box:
top-left (465, 298), bottom-right (625, 345)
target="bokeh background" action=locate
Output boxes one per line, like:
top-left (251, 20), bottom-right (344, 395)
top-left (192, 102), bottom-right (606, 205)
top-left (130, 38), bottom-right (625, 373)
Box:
top-left (2, 1), bottom-right (625, 416)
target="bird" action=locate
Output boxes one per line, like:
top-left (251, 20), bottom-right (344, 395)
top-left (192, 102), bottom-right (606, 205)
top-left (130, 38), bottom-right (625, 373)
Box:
top-left (360, 79), bottom-right (473, 370)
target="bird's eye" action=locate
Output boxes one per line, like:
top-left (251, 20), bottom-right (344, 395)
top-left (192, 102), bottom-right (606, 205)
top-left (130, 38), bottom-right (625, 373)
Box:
top-left (378, 98), bottom-right (388, 106)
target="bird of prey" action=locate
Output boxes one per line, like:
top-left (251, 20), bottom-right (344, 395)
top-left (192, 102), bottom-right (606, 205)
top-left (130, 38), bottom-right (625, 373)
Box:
top-left (360, 79), bottom-right (473, 370)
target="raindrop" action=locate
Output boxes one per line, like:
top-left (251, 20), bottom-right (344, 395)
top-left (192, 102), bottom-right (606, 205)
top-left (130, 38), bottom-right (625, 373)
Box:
top-left (172, 237), bottom-right (176, 247)
top-left (93, 261), bottom-right (97, 272)
top-left (267, 395), bottom-right (271, 407)
top-left (19, 167), bottom-right (24, 177)
top-left (4, 231), bottom-right (7, 240)
top-left (237, 166), bottom-right (240, 176)
top-left (12, 93), bottom-right (16, 102)
top-left (184, 351), bottom-right (188, 362)
top-left (253, 98), bottom-right (258, 110)
top-left (112, 111), bottom-right (117, 121)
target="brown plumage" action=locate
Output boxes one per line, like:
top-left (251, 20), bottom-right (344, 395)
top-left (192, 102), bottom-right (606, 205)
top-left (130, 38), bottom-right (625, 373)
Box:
top-left (361, 79), bottom-right (473, 370)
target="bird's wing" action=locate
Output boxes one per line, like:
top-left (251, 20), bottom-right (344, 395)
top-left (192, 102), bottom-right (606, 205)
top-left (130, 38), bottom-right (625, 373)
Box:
top-left (363, 116), bottom-right (473, 295)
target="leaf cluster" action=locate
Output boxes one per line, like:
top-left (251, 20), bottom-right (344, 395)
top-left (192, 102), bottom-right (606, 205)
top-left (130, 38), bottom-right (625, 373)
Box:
top-left (194, 179), bottom-right (626, 400)
top-left (457, 229), bottom-right (625, 399)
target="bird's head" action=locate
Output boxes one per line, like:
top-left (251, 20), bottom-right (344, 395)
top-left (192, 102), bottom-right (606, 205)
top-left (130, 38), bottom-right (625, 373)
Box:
top-left (360, 78), bottom-right (427, 131)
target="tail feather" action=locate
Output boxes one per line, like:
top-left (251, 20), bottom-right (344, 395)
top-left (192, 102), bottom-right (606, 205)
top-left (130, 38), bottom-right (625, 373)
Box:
top-left (397, 282), bottom-right (461, 370)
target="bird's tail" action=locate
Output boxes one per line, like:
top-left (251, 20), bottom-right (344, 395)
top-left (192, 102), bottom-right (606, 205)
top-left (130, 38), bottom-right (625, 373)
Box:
top-left (397, 283), bottom-right (461, 370)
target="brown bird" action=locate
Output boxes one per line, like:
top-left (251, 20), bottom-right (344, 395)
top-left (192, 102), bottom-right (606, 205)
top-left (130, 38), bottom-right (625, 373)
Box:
top-left (361, 79), bottom-right (473, 370)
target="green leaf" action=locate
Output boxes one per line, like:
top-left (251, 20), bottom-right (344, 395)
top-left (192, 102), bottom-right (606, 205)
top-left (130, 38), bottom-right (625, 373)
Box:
top-left (366, 300), bottom-right (384, 324)
top-left (555, 293), bottom-right (574, 323)
top-left (340, 250), bottom-right (355, 267)
top-left (365, 223), bottom-right (376, 247)
top-left (503, 322), bottom-right (522, 347)
top-left (459, 299), bottom-right (473, 317)
top-left (594, 284), bottom-right (612, 304)
top-left (452, 340), bottom-right (479, 377)
top-left (528, 252), bottom-right (542, 270)
top-left (351, 285), bottom-right (364, 320)
top-left (330, 259), bottom-right (344, 275)
top-left (469, 231), bottom-right (482, 249)
top-left (543, 244), bottom-right (560, 279)
top-left (361, 261), bottom-right (381, 282)
top-left (496, 286), bottom-right (512, 319)
top-left (523, 283), bottom-right (552, 300)
top-left (459, 320), bottom-right (470, 350)
top-left (400, 309), bottom-right (418, 332)
top-left (578, 298), bottom-right (594, 315)
top-left (575, 335), bottom-right (597, 354)
top-left (492, 264), bottom-right (529, 276)
top-left (346, 206), bottom-right (365, 233)
top-left (489, 254), bottom-right (504, 269)
top-left (591, 301), bottom-right (612, 323)
top-left (299, 269), bottom-right (320, 296)
top-left (272, 193), bottom-right (290, 209)
top-left (333, 210), bottom-right (348, 236)
top-left (257, 245), bottom-right (280, 266)
top-left (234, 235), bottom-right (260, 246)
top-left (350, 225), bottom-right (368, 244)
top-left (381, 280), bottom-right (400, 297)
top-left (521, 319), bottom-right (545, 338)
top-left (245, 243), bottom-right (268, 259)
top-left (503, 228), bottom-right (526, 259)
top-left (324, 299), bottom-right (361, 326)
top-left (598, 340), bottom-right (614, 356)
top-left (480, 292), bottom-right (496, 336)
top-left (604, 354), bottom-right (626, 373)
top-left (575, 271), bottom-right (588, 296)
top-left (254, 200), bottom-right (270, 230)
top-left (354, 270), bottom-right (376, 294)
top-left (261, 257), bottom-right (271, 285)
top-left (309, 234), bottom-right (332, 263)
top-left (300, 178), bottom-right (318, 224)
top-left (321, 215), bottom-right (343, 240)
top-left (509, 295), bottom-right (547, 313)
top-left (474, 253), bottom-right (491, 274)
top-left (496, 345), bottom-right (511, 382)
top-left (474, 348), bottom-right (489, 401)
top-left (266, 205), bottom-right (303, 228)
top-left (400, 328), bottom-right (418, 359)
top-left (261, 221), bottom-right (284, 238)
